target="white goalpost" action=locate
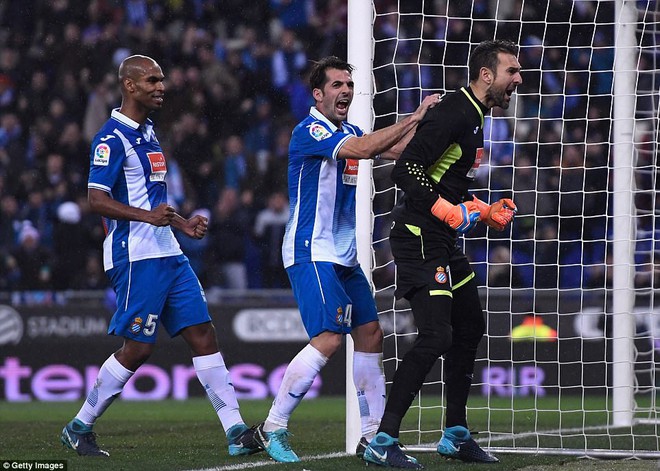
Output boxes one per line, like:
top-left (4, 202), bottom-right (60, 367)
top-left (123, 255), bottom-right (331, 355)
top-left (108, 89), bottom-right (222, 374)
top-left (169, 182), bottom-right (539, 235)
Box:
top-left (347, 0), bottom-right (660, 458)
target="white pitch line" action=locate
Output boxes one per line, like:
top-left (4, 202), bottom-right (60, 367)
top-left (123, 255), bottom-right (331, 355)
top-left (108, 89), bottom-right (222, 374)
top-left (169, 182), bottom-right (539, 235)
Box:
top-left (185, 452), bottom-right (348, 471)
top-left (483, 423), bottom-right (634, 443)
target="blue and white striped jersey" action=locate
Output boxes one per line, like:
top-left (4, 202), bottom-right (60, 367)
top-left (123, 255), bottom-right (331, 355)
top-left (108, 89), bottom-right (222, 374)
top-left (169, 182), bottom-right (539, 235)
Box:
top-left (282, 106), bottom-right (364, 268)
top-left (88, 109), bottom-right (182, 271)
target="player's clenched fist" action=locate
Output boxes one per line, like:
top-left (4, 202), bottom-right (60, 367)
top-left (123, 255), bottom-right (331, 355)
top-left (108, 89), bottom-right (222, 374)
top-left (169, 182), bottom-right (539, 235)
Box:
top-left (188, 214), bottom-right (208, 239)
top-left (431, 197), bottom-right (481, 233)
top-left (472, 195), bottom-right (517, 231)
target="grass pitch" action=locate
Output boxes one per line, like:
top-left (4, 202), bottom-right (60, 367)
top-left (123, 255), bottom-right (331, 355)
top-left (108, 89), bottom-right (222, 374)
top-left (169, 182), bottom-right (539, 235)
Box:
top-left (1, 397), bottom-right (658, 471)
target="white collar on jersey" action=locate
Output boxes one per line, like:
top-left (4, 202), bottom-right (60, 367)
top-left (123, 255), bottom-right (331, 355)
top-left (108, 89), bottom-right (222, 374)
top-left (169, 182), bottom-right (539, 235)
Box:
top-left (309, 106), bottom-right (340, 132)
top-left (111, 108), bottom-right (154, 133)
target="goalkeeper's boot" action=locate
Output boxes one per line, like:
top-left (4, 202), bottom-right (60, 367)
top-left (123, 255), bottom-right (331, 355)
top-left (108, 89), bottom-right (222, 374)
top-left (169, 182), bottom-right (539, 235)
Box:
top-left (60, 419), bottom-right (109, 457)
top-left (254, 422), bottom-right (300, 462)
top-left (356, 437), bottom-right (369, 458)
top-left (363, 432), bottom-right (423, 469)
top-left (436, 425), bottom-right (498, 463)
top-left (226, 423), bottom-right (263, 456)
top-left (359, 436), bottom-right (418, 463)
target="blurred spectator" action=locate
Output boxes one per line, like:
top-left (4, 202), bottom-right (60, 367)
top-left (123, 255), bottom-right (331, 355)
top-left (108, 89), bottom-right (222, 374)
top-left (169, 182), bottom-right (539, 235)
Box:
top-left (0, 112), bottom-right (24, 177)
top-left (253, 190), bottom-right (289, 288)
top-left (222, 134), bottom-right (249, 191)
top-left (286, 66), bottom-right (314, 122)
top-left (198, 42), bottom-right (241, 104)
top-left (270, 0), bottom-right (314, 34)
top-left (487, 245), bottom-right (523, 288)
top-left (56, 122), bottom-right (88, 191)
top-left (0, 193), bottom-right (20, 249)
top-left (52, 201), bottom-right (88, 290)
top-left (0, 73), bottom-right (16, 112)
top-left (171, 112), bottom-right (216, 206)
top-left (83, 73), bottom-right (119, 142)
top-left (271, 29), bottom-right (307, 92)
top-left (157, 66), bottom-right (195, 134)
top-left (11, 221), bottom-right (54, 290)
top-left (225, 47), bottom-right (260, 106)
top-left (244, 95), bottom-right (274, 155)
top-left (17, 71), bottom-right (51, 126)
top-left (208, 188), bottom-right (249, 290)
top-left (70, 251), bottom-right (109, 290)
top-left (558, 144), bottom-right (585, 239)
top-left (19, 189), bottom-right (54, 247)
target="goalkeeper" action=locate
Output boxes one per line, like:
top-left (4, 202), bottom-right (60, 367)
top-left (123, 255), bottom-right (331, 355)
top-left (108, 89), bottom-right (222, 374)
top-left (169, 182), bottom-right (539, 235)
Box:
top-left (363, 39), bottom-right (522, 468)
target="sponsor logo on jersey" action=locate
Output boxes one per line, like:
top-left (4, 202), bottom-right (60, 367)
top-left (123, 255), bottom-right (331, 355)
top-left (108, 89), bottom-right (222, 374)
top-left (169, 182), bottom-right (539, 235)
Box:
top-left (466, 147), bottom-right (483, 179)
top-left (435, 266), bottom-right (447, 284)
top-left (147, 152), bottom-right (167, 182)
top-left (93, 143), bottom-right (111, 166)
top-left (342, 159), bottom-right (359, 186)
top-left (309, 123), bottom-right (332, 141)
top-left (130, 316), bottom-right (143, 334)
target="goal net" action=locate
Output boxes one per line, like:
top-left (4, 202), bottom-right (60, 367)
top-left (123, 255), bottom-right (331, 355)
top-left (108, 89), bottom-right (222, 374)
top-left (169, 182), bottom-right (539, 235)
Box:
top-left (349, 0), bottom-right (660, 458)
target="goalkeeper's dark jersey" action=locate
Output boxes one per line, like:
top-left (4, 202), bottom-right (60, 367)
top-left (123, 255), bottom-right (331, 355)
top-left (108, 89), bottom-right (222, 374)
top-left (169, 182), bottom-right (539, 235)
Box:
top-left (391, 86), bottom-right (489, 237)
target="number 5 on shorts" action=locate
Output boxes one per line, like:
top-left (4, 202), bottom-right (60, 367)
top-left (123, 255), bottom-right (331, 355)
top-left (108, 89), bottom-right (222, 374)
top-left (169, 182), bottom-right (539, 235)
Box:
top-left (143, 314), bottom-right (158, 336)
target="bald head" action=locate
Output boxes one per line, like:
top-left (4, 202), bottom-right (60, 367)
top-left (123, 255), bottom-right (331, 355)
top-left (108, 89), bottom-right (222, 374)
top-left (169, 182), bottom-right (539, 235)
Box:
top-left (118, 55), bottom-right (159, 82)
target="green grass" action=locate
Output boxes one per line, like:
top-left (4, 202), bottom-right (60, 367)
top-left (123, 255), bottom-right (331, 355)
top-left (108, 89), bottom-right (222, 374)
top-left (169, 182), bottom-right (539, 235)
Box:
top-left (1, 397), bottom-right (659, 471)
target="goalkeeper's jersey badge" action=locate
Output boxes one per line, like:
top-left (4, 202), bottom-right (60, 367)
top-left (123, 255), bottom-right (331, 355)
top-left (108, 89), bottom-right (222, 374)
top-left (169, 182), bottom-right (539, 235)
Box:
top-left (435, 267), bottom-right (447, 284)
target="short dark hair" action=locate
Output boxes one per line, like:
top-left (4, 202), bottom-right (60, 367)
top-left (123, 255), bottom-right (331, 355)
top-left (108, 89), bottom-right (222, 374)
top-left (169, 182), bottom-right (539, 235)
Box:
top-left (468, 40), bottom-right (518, 81)
top-left (309, 56), bottom-right (354, 90)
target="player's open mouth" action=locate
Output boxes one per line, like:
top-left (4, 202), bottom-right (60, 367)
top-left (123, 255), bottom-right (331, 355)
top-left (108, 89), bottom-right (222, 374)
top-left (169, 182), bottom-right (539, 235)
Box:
top-left (337, 99), bottom-right (349, 111)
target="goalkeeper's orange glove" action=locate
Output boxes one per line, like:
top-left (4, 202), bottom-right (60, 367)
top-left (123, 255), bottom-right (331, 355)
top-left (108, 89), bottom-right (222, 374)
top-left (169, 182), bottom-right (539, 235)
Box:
top-left (472, 195), bottom-right (517, 231)
top-left (431, 197), bottom-right (481, 233)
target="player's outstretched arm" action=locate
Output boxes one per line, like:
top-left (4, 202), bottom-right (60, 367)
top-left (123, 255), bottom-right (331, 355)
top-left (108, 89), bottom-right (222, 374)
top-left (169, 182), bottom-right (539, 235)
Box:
top-left (379, 94), bottom-right (444, 160)
top-left (88, 188), bottom-right (175, 226)
top-left (338, 93), bottom-right (441, 160)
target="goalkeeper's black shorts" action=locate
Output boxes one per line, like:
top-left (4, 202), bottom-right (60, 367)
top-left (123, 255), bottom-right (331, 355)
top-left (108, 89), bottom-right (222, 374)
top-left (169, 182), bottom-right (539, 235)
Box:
top-left (389, 220), bottom-right (474, 300)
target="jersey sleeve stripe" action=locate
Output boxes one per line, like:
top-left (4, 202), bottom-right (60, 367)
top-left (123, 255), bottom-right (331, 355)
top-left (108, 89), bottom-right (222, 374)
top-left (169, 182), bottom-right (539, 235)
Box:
top-left (88, 182), bottom-right (112, 192)
top-left (332, 134), bottom-right (354, 160)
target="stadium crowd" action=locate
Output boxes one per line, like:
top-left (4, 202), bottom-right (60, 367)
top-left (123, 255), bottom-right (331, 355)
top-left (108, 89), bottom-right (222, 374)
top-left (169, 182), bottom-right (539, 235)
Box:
top-left (0, 0), bottom-right (348, 293)
top-left (0, 0), bottom-right (646, 295)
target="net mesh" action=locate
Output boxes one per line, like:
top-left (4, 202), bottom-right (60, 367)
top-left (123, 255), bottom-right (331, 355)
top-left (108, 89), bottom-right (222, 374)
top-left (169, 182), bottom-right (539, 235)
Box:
top-left (368, 0), bottom-right (660, 456)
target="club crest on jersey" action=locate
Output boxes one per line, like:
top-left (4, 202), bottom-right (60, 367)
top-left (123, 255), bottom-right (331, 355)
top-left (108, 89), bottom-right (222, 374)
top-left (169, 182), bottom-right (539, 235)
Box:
top-left (466, 147), bottom-right (483, 180)
top-left (147, 152), bottom-right (167, 182)
top-left (93, 143), bottom-right (111, 166)
top-left (130, 316), bottom-right (143, 334)
top-left (435, 266), bottom-right (448, 284)
top-left (342, 159), bottom-right (359, 186)
top-left (309, 123), bottom-right (332, 141)
top-left (336, 306), bottom-right (344, 324)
